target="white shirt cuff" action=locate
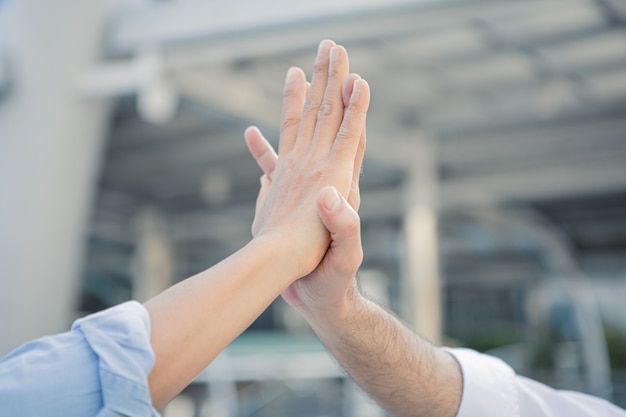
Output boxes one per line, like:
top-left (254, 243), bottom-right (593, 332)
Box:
top-left (445, 347), bottom-right (519, 417)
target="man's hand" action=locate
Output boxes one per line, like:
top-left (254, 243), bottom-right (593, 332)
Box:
top-left (281, 185), bottom-right (362, 316)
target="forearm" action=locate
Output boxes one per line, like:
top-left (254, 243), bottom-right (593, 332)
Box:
top-left (145, 237), bottom-right (296, 408)
top-left (303, 291), bottom-right (462, 417)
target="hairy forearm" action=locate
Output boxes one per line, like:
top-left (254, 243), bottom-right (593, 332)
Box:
top-left (145, 237), bottom-right (297, 408)
top-left (304, 292), bottom-right (462, 417)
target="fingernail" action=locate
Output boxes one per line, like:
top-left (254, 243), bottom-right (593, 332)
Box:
top-left (350, 79), bottom-right (366, 102)
top-left (285, 67), bottom-right (298, 83)
top-left (318, 39), bottom-right (333, 55)
top-left (348, 79), bottom-right (359, 103)
top-left (330, 46), bottom-right (340, 64)
top-left (323, 187), bottom-right (342, 211)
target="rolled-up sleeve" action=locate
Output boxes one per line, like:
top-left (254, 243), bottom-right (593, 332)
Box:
top-left (0, 301), bottom-right (160, 417)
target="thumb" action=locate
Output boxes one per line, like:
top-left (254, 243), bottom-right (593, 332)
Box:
top-left (316, 187), bottom-right (363, 273)
top-left (244, 126), bottom-right (277, 176)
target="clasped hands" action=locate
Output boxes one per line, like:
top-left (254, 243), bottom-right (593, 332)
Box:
top-left (245, 40), bottom-right (369, 317)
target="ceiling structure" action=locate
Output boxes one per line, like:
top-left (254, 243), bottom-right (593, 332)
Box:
top-left (85, 0), bottom-right (626, 311)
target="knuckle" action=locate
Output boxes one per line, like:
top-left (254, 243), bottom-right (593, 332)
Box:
top-left (307, 163), bottom-right (331, 183)
top-left (348, 104), bottom-right (365, 118)
top-left (302, 101), bottom-right (319, 116)
top-left (310, 166), bottom-right (326, 182)
top-left (284, 150), bottom-right (298, 166)
top-left (313, 58), bottom-right (327, 74)
top-left (280, 111), bottom-right (299, 132)
top-left (336, 125), bottom-right (357, 142)
top-left (327, 62), bottom-right (342, 80)
top-left (347, 96), bottom-right (368, 116)
top-left (317, 100), bottom-right (337, 119)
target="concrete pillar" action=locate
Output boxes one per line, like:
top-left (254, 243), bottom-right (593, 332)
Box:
top-left (401, 134), bottom-right (442, 344)
top-left (0, 0), bottom-right (120, 355)
top-left (132, 207), bottom-right (173, 302)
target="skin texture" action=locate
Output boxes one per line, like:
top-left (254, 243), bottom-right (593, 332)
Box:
top-left (246, 68), bottom-right (463, 417)
top-left (143, 40), bottom-right (371, 408)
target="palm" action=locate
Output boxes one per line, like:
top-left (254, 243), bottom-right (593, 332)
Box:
top-left (244, 61), bottom-right (367, 310)
top-left (252, 172), bottom-right (361, 311)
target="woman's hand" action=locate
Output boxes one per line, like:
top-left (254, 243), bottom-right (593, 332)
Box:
top-left (247, 40), bottom-right (369, 280)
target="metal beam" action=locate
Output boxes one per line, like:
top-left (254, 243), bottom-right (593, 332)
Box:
top-left (106, 0), bottom-right (472, 56)
top-left (441, 157), bottom-right (626, 208)
top-left (438, 115), bottom-right (626, 171)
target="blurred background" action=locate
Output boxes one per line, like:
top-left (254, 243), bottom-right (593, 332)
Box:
top-left (1, 0), bottom-right (626, 415)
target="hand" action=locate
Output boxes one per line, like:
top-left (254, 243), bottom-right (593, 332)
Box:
top-left (246, 134), bottom-right (364, 313)
top-left (245, 56), bottom-right (367, 313)
top-left (282, 186), bottom-right (363, 316)
top-left (246, 40), bottom-right (369, 280)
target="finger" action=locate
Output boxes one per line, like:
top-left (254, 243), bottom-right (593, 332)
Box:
top-left (343, 73), bottom-right (366, 210)
top-left (311, 45), bottom-right (350, 150)
top-left (316, 186), bottom-right (363, 275)
top-left (278, 67), bottom-right (307, 156)
top-left (294, 39), bottom-right (335, 151)
top-left (342, 73), bottom-right (361, 107)
top-left (331, 78), bottom-right (370, 166)
top-left (347, 126), bottom-right (366, 210)
top-left (244, 126), bottom-right (278, 177)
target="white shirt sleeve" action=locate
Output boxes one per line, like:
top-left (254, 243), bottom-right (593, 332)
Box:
top-left (447, 347), bottom-right (626, 417)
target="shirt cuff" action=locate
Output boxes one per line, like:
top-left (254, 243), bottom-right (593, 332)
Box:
top-left (72, 301), bottom-right (159, 416)
top-left (445, 347), bottom-right (519, 417)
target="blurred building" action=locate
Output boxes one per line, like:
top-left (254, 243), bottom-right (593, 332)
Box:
top-left (1, 0), bottom-right (625, 415)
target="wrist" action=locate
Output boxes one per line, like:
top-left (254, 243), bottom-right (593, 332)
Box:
top-left (302, 283), bottom-right (366, 332)
top-left (247, 234), bottom-right (301, 287)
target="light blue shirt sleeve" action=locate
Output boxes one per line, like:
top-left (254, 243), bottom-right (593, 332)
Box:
top-left (0, 301), bottom-right (160, 417)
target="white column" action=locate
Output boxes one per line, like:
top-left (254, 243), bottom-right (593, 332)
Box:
top-left (0, 0), bottom-right (120, 355)
top-left (400, 134), bottom-right (442, 344)
top-left (132, 208), bottom-right (173, 302)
